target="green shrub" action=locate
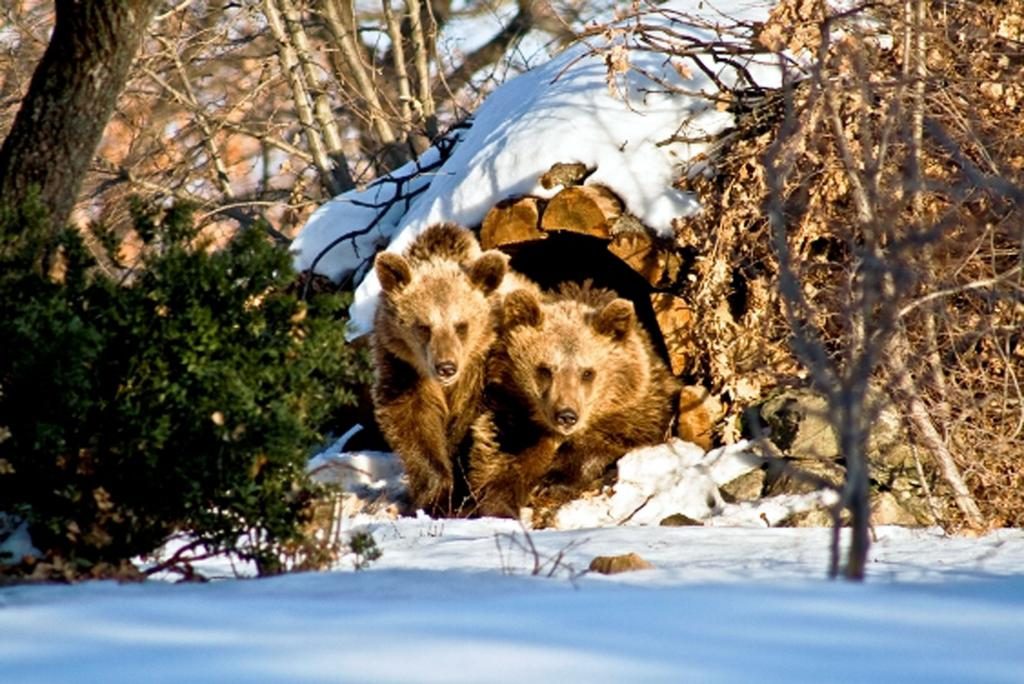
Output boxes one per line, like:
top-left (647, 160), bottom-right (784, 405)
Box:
top-left (348, 530), bottom-right (382, 571)
top-left (0, 197), bottom-right (372, 579)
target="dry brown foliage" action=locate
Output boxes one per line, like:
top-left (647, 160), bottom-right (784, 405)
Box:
top-left (670, 0), bottom-right (1024, 531)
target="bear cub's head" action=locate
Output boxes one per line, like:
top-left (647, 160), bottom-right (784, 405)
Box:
top-left (375, 240), bottom-right (508, 386)
top-left (499, 284), bottom-right (651, 436)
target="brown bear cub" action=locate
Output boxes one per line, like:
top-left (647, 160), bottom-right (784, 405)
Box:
top-left (371, 222), bottom-right (532, 516)
top-left (468, 282), bottom-right (679, 521)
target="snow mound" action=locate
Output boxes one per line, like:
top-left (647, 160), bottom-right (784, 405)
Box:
top-left (553, 439), bottom-right (837, 529)
top-left (307, 449), bottom-right (406, 502)
top-left (306, 427), bottom-right (408, 522)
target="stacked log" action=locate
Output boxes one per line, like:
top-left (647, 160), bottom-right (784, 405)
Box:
top-left (539, 185), bottom-right (622, 238)
top-left (480, 196), bottom-right (544, 247)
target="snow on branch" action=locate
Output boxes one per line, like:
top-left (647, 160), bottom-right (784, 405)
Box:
top-left (292, 124), bottom-right (465, 294)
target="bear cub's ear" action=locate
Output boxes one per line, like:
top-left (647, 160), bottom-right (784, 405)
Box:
top-left (376, 252), bottom-right (412, 294)
top-left (593, 298), bottom-right (635, 340)
top-left (503, 289), bottom-right (543, 330)
top-left (468, 251), bottom-right (508, 294)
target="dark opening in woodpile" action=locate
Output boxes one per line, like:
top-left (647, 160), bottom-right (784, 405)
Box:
top-left (502, 232), bottom-right (670, 366)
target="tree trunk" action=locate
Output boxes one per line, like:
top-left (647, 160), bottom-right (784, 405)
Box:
top-left (839, 408), bottom-right (871, 581)
top-left (0, 0), bottom-right (159, 231)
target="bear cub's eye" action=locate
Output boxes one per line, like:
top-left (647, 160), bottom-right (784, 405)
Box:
top-left (581, 368), bottom-right (595, 382)
top-left (455, 321), bottom-right (469, 338)
top-left (414, 323), bottom-right (431, 341)
top-left (536, 365), bottom-right (553, 382)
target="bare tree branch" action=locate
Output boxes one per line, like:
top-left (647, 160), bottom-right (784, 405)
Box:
top-left (277, 0), bottom-right (354, 191)
top-left (263, 0), bottom-right (344, 195)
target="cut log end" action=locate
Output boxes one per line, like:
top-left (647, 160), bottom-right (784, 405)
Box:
top-left (676, 385), bottom-right (721, 451)
top-left (540, 185), bottom-right (622, 238)
top-left (481, 196), bottom-right (545, 249)
top-left (609, 229), bottom-right (681, 287)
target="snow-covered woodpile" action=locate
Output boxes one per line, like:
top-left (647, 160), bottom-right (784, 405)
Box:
top-left (295, 0), bottom-right (1024, 532)
top-left (476, 164), bottom-right (716, 449)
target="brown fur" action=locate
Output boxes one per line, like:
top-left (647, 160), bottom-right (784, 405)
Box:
top-left (404, 221), bottom-right (482, 265)
top-left (469, 281), bottom-right (679, 520)
top-left (371, 223), bottom-right (536, 516)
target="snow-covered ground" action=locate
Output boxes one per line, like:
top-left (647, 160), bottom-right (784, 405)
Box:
top-left (8, 443), bottom-right (1021, 682)
top-left (7, 441), bottom-right (1022, 681)
top-left (3, 442), bottom-right (1021, 682)
top-left (2, 522), bottom-right (1023, 683)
